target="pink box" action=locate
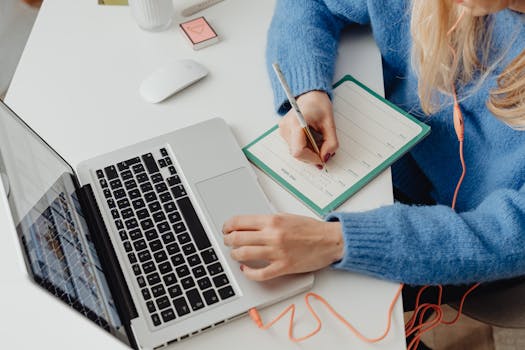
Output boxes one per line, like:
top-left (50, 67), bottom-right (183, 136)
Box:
top-left (179, 17), bottom-right (219, 50)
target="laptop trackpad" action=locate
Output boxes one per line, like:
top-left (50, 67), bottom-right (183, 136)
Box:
top-left (196, 167), bottom-right (271, 233)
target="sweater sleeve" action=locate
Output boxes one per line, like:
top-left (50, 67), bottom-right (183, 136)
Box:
top-left (266, 0), bottom-right (370, 115)
top-left (326, 184), bottom-right (525, 285)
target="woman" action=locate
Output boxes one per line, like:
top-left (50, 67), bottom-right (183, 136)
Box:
top-left (222, 0), bottom-right (525, 307)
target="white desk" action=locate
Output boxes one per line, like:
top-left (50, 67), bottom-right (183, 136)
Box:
top-left (2, 0), bottom-right (405, 349)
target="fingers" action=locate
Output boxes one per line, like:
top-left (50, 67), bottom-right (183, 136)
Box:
top-left (240, 262), bottom-right (285, 282)
top-left (230, 246), bottom-right (275, 262)
top-left (279, 118), bottom-right (323, 165)
top-left (318, 117), bottom-right (339, 161)
top-left (223, 231), bottom-right (266, 247)
top-left (223, 215), bottom-right (271, 233)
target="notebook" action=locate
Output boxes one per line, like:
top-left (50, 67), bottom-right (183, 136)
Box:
top-left (243, 75), bottom-right (431, 217)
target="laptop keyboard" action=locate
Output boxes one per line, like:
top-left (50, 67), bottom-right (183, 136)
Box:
top-left (95, 147), bottom-right (235, 328)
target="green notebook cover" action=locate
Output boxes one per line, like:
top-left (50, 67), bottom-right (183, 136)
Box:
top-left (243, 75), bottom-right (431, 217)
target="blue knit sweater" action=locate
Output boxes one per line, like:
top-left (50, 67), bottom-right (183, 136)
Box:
top-left (266, 0), bottom-right (525, 285)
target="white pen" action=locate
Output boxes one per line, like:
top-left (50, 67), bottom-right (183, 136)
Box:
top-left (272, 62), bottom-right (326, 170)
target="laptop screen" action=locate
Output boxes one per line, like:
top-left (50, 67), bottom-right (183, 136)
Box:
top-left (0, 102), bottom-right (125, 338)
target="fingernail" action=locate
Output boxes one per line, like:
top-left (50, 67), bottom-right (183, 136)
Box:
top-left (316, 164), bottom-right (323, 170)
top-left (240, 264), bottom-right (245, 271)
top-left (324, 153), bottom-right (331, 162)
top-left (332, 152), bottom-right (336, 157)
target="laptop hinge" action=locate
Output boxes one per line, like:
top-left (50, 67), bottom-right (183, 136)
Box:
top-left (77, 184), bottom-right (139, 350)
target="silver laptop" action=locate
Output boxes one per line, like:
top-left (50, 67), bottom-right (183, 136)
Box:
top-left (0, 101), bottom-right (314, 349)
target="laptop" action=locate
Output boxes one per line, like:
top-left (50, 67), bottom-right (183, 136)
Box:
top-left (0, 101), bottom-right (314, 349)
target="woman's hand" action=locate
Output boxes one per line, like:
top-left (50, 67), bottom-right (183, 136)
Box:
top-left (279, 90), bottom-right (338, 167)
top-left (222, 214), bottom-right (344, 281)
top-left (22, 0), bottom-right (42, 8)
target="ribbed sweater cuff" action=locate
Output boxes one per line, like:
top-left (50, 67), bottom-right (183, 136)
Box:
top-left (326, 211), bottom-right (394, 278)
top-left (270, 63), bottom-right (334, 115)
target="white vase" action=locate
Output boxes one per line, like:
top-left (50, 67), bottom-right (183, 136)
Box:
top-left (128, 0), bottom-right (174, 32)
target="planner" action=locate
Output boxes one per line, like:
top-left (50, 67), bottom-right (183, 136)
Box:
top-left (243, 75), bottom-right (430, 217)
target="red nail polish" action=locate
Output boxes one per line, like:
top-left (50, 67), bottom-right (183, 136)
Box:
top-left (240, 264), bottom-right (244, 271)
top-left (332, 152), bottom-right (336, 157)
top-left (324, 153), bottom-right (331, 162)
top-left (316, 164), bottom-right (323, 170)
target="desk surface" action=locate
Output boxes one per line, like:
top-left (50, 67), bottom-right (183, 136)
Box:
top-left (2, 0), bottom-right (405, 349)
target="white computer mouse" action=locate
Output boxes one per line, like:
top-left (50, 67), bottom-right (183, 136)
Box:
top-left (139, 59), bottom-right (209, 103)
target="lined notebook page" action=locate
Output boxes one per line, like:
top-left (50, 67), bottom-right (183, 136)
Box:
top-left (245, 79), bottom-right (427, 215)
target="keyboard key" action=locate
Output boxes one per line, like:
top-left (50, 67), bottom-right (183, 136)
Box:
top-left (99, 178), bottom-right (108, 188)
top-left (136, 208), bottom-right (149, 221)
top-left (182, 243), bottom-right (196, 255)
top-left (133, 239), bottom-right (147, 252)
top-left (104, 188), bottom-right (112, 199)
top-left (132, 264), bottom-right (141, 276)
top-left (142, 260), bottom-right (156, 274)
top-left (152, 211), bottom-right (166, 223)
top-left (197, 277), bottom-right (211, 291)
top-left (202, 289), bottom-right (219, 305)
top-left (129, 189), bottom-right (141, 200)
top-left (201, 248), bottom-right (218, 264)
top-left (167, 175), bottom-right (181, 187)
top-left (192, 265), bottom-right (206, 278)
top-left (161, 232), bottom-right (176, 244)
top-left (187, 254), bottom-right (201, 267)
top-left (138, 250), bottom-right (152, 262)
top-left (181, 277), bottom-right (195, 290)
top-left (142, 288), bottom-right (152, 301)
top-left (140, 219), bottom-right (154, 230)
top-left (140, 182), bottom-right (153, 193)
top-left (160, 148), bottom-right (168, 157)
top-left (151, 284), bottom-right (166, 298)
top-left (177, 197), bottom-right (211, 250)
top-left (121, 170), bottom-right (133, 181)
top-left (163, 273), bottom-right (177, 286)
top-left (121, 208), bottom-right (134, 220)
top-left (165, 157), bottom-right (172, 165)
top-left (96, 169), bottom-right (105, 178)
top-left (124, 241), bottom-right (133, 252)
top-left (173, 222), bottom-right (186, 234)
top-left (213, 274), bottom-right (229, 288)
top-left (142, 153), bottom-right (159, 174)
top-left (151, 173), bottom-right (164, 184)
top-left (114, 188), bottom-right (126, 199)
top-left (137, 276), bottom-right (146, 288)
top-left (173, 297), bottom-right (190, 317)
top-left (164, 202), bottom-right (177, 213)
top-left (207, 262), bottom-right (223, 276)
top-left (132, 198), bottom-right (145, 210)
top-left (151, 314), bottom-right (161, 326)
top-left (156, 296), bottom-right (171, 310)
top-left (145, 229), bottom-right (158, 241)
top-left (161, 308), bottom-right (176, 323)
top-left (218, 286), bottom-right (235, 300)
top-left (159, 192), bottom-right (172, 203)
top-left (168, 284), bottom-right (182, 298)
top-left (132, 163), bottom-right (145, 173)
top-left (104, 165), bottom-right (118, 180)
top-left (125, 157), bottom-right (141, 167)
top-left (166, 243), bottom-right (180, 255)
top-left (176, 265), bottom-right (190, 278)
top-left (169, 166), bottom-right (177, 175)
top-left (178, 232), bottom-right (192, 245)
top-left (129, 229), bottom-right (142, 240)
top-left (124, 179), bottom-right (138, 190)
top-left (149, 239), bottom-right (163, 252)
top-left (144, 192), bottom-right (157, 203)
top-left (149, 201), bottom-right (161, 212)
top-left (171, 185), bottom-right (187, 198)
top-left (147, 273), bottom-right (161, 286)
top-left (158, 159), bottom-right (167, 168)
top-left (168, 211), bottom-right (181, 223)
top-left (128, 252), bottom-right (137, 264)
top-left (157, 221), bottom-right (171, 233)
top-left (111, 209), bottom-right (120, 219)
top-left (146, 301), bottom-right (156, 313)
top-left (117, 161), bottom-right (128, 172)
top-left (155, 183), bottom-right (168, 193)
top-left (187, 289), bottom-right (205, 311)
top-left (137, 172), bottom-right (149, 183)
top-left (154, 250), bottom-right (168, 263)
top-left (158, 261), bottom-right (172, 274)
top-left (115, 219), bottom-right (124, 230)
top-left (117, 198), bottom-right (130, 209)
top-left (171, 253), bottom-right (184, 266)
top-left (110, 179), bottom-right (123, 190)
top-left (119, 230), bottom-right (128, 241)
top-left (107, 198), bottom-right (116, 209)
top-left (125, 218), bottom-right (138, 229)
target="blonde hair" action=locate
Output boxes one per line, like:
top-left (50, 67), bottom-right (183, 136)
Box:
top-left (410, 0), bottom-right (525, 129)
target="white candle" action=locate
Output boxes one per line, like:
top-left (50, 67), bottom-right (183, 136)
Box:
top-left (128, 0), bottom-right (174, 32)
